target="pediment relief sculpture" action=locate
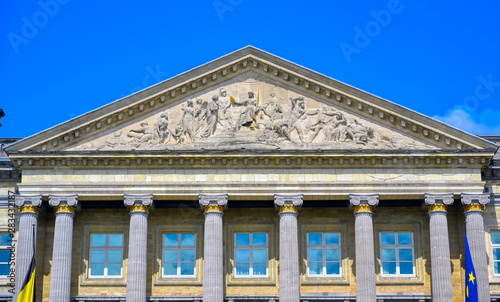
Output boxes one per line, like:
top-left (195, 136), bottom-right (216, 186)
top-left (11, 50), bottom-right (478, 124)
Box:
top-left (68, 79), bottom-right (436, 151)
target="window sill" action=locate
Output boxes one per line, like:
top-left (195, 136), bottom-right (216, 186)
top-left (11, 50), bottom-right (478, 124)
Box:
top-left (376, 276), bottom-right (423, 285)
top-left (227, 276), bottom-right (275, 286)
top-left (301, 275), bottom-right (349, 285)
top-left (154, 276), bottom-right (202, 286)
top-left (80, 277), bottom-right (126, 287)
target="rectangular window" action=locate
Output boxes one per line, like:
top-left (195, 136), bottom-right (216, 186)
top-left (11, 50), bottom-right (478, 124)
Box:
top-left (89, 233), bottom-right (124, 278)
top-left (492, 232), bottom-right (500, 275)
top-left (380, 232), bottom-right (414, 276)
top-left (234, 233), bottom-right (268, 277)
top-left (307, 233), bottom-right (341, 276)
top-left (0, 234), bottom-right (12, 277)
top-left (162, 233), bottom-right (196, 277)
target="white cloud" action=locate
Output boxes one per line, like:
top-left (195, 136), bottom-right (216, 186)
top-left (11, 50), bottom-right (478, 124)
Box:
top-left (433, 107), bottom-right (500, 135)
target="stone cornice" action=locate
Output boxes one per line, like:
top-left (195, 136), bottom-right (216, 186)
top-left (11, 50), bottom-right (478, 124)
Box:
top-left (5, 47), bottom-right (497, 154)
top-left (7, 149), bottom-right (493, 170)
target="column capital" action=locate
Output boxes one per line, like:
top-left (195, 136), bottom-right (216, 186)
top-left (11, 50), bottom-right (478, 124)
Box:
top-left (124, 194), bottom-right (153, 213)
top-left (461, 193), bottom-right (490, 212)
top-left (15, 195), bottom-right (42, 214)
top-left (425, 193), bottom-right (454, 213)
top-left (350, 194), bottom-right (379, 214)
top-left (49, 195), bottom-right (78, 214)
top-left (274, 194), bottom-right (303, 213)
top-left (199, 194), bottom-right (228, 213)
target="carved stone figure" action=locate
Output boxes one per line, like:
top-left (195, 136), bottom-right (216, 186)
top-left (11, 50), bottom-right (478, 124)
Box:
top-left (195, 98), bottom-right (208, 136)
top-left (200, 95), bottom-right (219, 138)
top-left (181, 99), bottom-right (195, 143)
top-left (323, 111), bottom-right (347, 141)
top-left (233, 91), bottom-right (260, 128)
top-left (152, 112), bottom-right (170, 144)
top-left (307, 106), bottom-right (339, 142)
top-left (128, 122), bottom-right (153, 143)
top-left (345, 119), bottom-right (374, 145)
top-left (287, 97), bottom-right (319, 143)
top-left (106, 131), bottom-right (124, 148)
top-left (171, 124), bottom-right (186, 145)
top-left (218, 88), bottom-right (234, 130)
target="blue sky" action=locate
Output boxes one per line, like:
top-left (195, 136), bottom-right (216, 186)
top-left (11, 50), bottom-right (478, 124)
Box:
top-left (1, 0), bottom-right (499, 138)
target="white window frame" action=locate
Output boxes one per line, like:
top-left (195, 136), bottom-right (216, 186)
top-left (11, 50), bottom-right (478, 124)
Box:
top-left (307, 232), bottom-right (342, 277)
top-left (89, 233), bottom-right (124, 278)
top-left (234, 233), bottom-right (269, 278)
top-left (162, 233), bottom-right (196, 278)
top-left (0, 234), bottom-right (12, 278)
top-left (492, 232), bottom-right (500, 276)
top-left (380, 232), bottom-right (415, 277)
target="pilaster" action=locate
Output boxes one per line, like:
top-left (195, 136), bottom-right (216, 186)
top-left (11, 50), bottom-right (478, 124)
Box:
top-left (48, 194), bottom-right (78, 302)
top-left (199, 194), bottom-right (228, 302)
top-left (350, 194), bottom-right (379, 302)
top-left (274, 194), bottom-right (303, 302)
top-left (124, 194), bottom-right (153, 302)
top-left (424, 193), bottom-right (454, 301)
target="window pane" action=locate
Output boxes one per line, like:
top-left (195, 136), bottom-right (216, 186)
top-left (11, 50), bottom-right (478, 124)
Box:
top-left (325, 233), bottom-right (339, 245)
top-left (495, 261), bottom-right (500, 274)
top-left (164, 234), bottom-right (178, 246)
top-left (253, 234), bottom-right (267, 246)
top-left (253, 249), bottom-right (267, 262)
top-left (91, 234), bottom-right (106, 247)
top-left (492, 232), bottom-right (500, 245)
top-left (236, 234), bottom-right (250, 246)
top-left (309, 249), bottom-right (322, 262)
top-left (91, 250), bottom-right (105, 263)
top-left (0, 235), bottom-right (12, 246)
top-left (163, 262), bottom-right (177, 275)
top-left (164, 250), bottom-right (178, 262)
top-left (108, 250), bottom-right (122, 262)
top-left (308, 233), bottom-right (322, 245)
top-left (326, 262), bottom-right (340, 275)
top-left (108, 263), bottom-right (122, 276)
top-left (236, 262), bottom-right (250, 275)
top-left (181, 262), bottom-right (195, 275)
top-left (382, 262), bottom-right (396, 275)
top-left (326, 249), bottom-right (339, 262)
top-left (0, 251), bottom-right (10, 262)
top-left (399, 249), bottom-right (413, 261)
top-left (398, 233), bottom-right (412, 245)
top-left (400, 262), bottom-right (414, 275)
top-left (109, 234), bottom-right (123, 247)
top-left (235, 249), bottom-right (250, 262)
top-left (91, 263), bottom-right (105, 276)
top-left (253, 263), bottom-right (267, 275)
top-left (181, 234), bottom-right (195, 246)
top-left (494, 248), bottom-right (500, 261)
top-left (381, 249), bottom-right (396, 261)
top-left (381, 233), bottom-right (395, 245)
top-left (0, 264), bottom-right (9, 276)
top-left (309, 262), bottom-right (322, 275)
top-left (181, 249), bottom-right (195, 262)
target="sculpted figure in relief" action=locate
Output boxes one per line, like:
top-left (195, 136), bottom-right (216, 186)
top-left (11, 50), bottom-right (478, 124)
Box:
top-left (344, 119), bottom-right (374, 145)
top-left (194, 98), bottom-right (208, 136)
top-left (287, 97), bottom-right (319, 143)
top-left (128, 122), bottom-right (153, 143)
top-left (181, 99), bottom-right (195, 143)
top-left (200, 95), bottom-right (219, 138)
top-left (307, 106), bottom-right (341, 142)
top-left (218, 88), bottom-right (234, 130)
top-left (152, 112), bottom-right (170, 144)
top-left (232, 91), bottom-right (260, 128)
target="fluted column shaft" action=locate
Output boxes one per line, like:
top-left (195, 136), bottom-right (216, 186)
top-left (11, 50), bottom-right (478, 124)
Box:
top-left (199, 194), bottom-right (228, 302)
top-left (462, 193), bottom-right (490, 302)
top-left (350, 194), bottom-right (379, 302)
top-left (124, 194), bottom-right (153, 302)
top-left (274, 194), bottom-right (302, 302)
top-left (425, 194), bottom-right (454, 302)
top-left (48, 195), bottom-right (78, 302)
top-left (14, 195), bottom-right (42, 302)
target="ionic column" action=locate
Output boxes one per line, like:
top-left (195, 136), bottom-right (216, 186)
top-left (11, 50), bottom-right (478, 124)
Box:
top-left (199, 194), bottom-right (228, 302)
top-left (274, 194), bottom-right (303, 302)
top-left (14, 195), bottom-right (42, 302)
top-left (462, 193), bottom-right (491, 302)
top-left (424, 193), bottom-right (454, 301)
top-left (48, 195), bottom-right (78, 302)
top-left (124, 194), bottom-right (153, 302)
top-left (350, 194), bottom-right (379, 302)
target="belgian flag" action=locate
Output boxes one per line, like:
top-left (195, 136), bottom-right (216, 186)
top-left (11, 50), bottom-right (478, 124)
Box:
top-left (17, 225), bottom-right (36, 302)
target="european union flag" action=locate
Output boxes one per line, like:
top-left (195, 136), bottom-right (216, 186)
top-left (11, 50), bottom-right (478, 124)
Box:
top-left (466, 233), bottom-right (478, 302)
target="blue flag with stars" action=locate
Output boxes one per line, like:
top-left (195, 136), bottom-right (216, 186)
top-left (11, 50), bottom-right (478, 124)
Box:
top-left (466, 233), bottom-right (478, 302)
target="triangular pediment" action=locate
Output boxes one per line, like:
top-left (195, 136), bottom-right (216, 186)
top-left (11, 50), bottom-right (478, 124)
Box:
top-left (6, 46), bottom-right (497, 155)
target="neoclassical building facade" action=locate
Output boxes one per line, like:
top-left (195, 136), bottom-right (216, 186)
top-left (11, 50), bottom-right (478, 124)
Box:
top-left (3, 47), bottom-right (500, 301)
